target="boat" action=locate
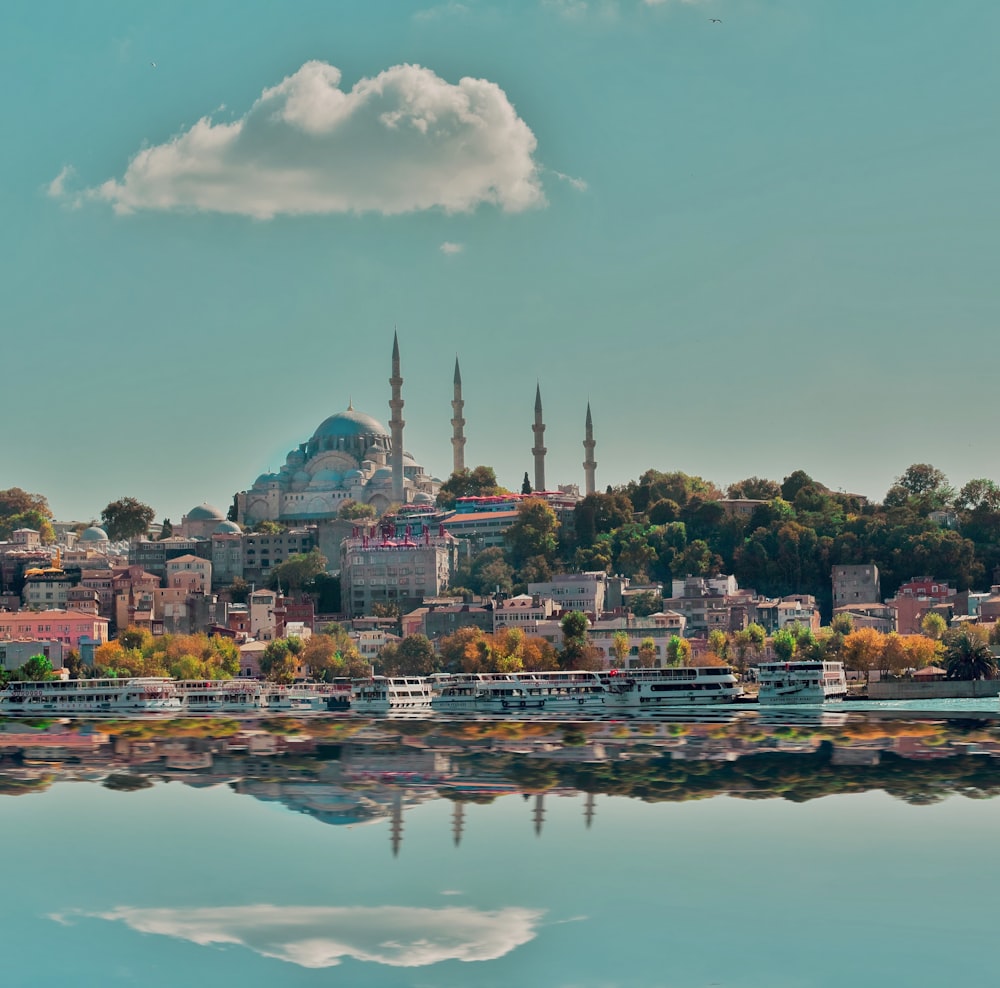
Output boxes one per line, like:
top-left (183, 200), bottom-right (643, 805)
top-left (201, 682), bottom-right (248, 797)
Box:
top-left (175, 679), bottom-right (267, 713)
top-left (0, 677), bottom-right (182, 715)
top-left (262, 682), bottom-right (328, 712)
top-left (756, 660), bottom-right (848, 704)
top-left (475, 680), bottom-right (548, 712)
top-left (602, 665), bottom-right (744, 709)
top-left (513, 670), bottom-right (607, 710)
top-left (351, 676), bottom-right (434, 713)
top-left (430, 673), bottom-right (521, 712)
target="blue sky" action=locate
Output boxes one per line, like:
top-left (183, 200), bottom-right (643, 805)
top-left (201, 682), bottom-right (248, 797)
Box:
top-left (4, 0), bottom-right (998, 523)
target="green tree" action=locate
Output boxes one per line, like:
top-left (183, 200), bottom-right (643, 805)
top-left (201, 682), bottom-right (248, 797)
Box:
top-left (666, 635), bottom-right (691, 667)
top-left (338, 500), bottom-right (377, 520)
top-left (0, 487), bottom-right (56, 543)
top-left (521, 472), bottom-right (532, 495)
top-left (707, 629), bottom-right (729, 661)
top-left (505, 499), bottom-right (559, 570)
top-left (380, 634), bottom-right (439, 676)
top-left (559, 611), bottom-right (591, 670)
top-left (830, 613), bottom-right (854, 636)
top-left (100, 497), bottom-right (156, 541)
top-left (20, 654), bottom-right (55, 681)
top-left (260, 639), bottom-right (298, 683)
top-left (772, 628), bottom-right (797, 663)
top-left (944, 628), bottom-right (997, 681)
top-left (727, 477), bottom-right (782, 500)
top-left (437, 466), bottom-right (508, 509)
top-left (629, 591), bottom-right (663, 617)
top-left (254, 520), bottom-right (285, 534)
top-left (920, 611), bottom-right (947, 640)
top-left (638, 637), bottom-right (657, 668)
top-left (267, 548), bottom-right (328, 593)
top-left (159, 518), bottom-right (174, 539)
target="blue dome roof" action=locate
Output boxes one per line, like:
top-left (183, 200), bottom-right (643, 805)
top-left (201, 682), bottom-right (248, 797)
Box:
top-left (312, 407), bottom-right (389, 442)
top-left (186, 503), bottom-right (225, 521)
top-left (80, 526), bottom-right (109, 541)
top-left (213, 520), bottom-right (242, 535)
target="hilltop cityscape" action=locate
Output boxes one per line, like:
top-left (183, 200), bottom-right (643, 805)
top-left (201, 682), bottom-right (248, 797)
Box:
top-left (2, 335), bottom-right (1000, 686)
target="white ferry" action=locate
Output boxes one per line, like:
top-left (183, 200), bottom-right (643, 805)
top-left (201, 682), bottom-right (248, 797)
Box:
top-left (431, 673), bottom-right (521, 712)
top-left (351, 676), bottom-right (434, 714)
top-left (602, 665), bottom-right (743, 709)
top-left (514, 670), bottom-right (607, 710)
top-left (475, 680), bottom-right (549, 712)
top-left (0, 677), bottom-right (181, 715)
top-left (262, 682), bottom-right (328, 712)
top-left (175, 679), bottom-right (266, 713)
top-left (756, 660), bottom-right (848, 704)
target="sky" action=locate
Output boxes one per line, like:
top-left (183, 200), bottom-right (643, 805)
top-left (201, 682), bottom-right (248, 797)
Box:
top-left (4, 0), bottom-right (999, 523)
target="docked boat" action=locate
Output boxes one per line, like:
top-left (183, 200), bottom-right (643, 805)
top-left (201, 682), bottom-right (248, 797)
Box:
top-left (513, 671), bottom-right (607, 710)
top-left (475, 680), bottom-right (549, 712)
top-left (0, 677), bottom-right (182, 715)
top-left (351, 676), bottom-right (434, 713)
top-left (602, 665), bottom-right (743, 709)
top-left (262, 682), bottom-right (328, 712)
top-left (175, 679), bottom-right (267, 713)
top-left (756, 660), bottom-right (848, 704)
top-left (431, 673), bottom-right (521, 712)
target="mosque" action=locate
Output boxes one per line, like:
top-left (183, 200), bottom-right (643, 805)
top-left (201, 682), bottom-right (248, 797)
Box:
top-left (234, 334), bottom-right (599, 528)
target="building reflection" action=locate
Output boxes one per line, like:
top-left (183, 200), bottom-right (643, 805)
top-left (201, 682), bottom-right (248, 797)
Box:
top-left (5, 710), bottom-right (1000, 854)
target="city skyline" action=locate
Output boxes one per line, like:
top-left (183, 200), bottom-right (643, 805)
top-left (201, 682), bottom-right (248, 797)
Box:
top-left (5, 0), bottom-right (999, 521)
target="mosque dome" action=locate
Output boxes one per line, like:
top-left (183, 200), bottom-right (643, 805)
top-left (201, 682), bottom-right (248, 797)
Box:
top-left (186, 503), bottom-right (225, 521)
top-left (310, 469), bottom-right (343, 489)
top-left (344, 469), bottom-right (364, 482)
top-left (213, 520), bottom-right (242, 535)
top-left (311, 407), bottom-right (389, 443)
top-left (412, 492), bottom-right (434, 505)
top-left (79, 526), bottom-right (109, 542)
top-left (255, 473), bottom-right (280, 487)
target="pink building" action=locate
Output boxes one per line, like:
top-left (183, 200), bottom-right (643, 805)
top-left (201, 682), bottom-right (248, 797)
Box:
top-left (0, 609), bottom-right (109, 648)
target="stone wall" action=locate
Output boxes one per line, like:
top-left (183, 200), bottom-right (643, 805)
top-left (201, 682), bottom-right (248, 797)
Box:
top-left (868, 680), bottom-right (1000, 700)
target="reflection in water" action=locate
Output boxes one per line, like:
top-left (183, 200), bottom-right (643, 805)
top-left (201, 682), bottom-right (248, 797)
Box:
top-left (55, 904), bottom-right (544, 969)
top-left (5, 709), bottom-right (1000, 854)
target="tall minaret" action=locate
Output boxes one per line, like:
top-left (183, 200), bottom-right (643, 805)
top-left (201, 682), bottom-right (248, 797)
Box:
top-left (389, 331), bottom-right (405, 505)
top-left (451, 357), bottom-right (466, 475)
top-left (583, 402), bottom-right (597, 496)
top-left (532, 384), bottom-right (547, 493)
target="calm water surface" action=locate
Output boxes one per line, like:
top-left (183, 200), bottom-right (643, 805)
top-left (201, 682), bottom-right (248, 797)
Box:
top-left (2, 707), bottom-right (998, 988)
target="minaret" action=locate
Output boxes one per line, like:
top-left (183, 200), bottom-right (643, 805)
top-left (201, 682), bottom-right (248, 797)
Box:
top-left (583, 402), bottom-right (597, 496)
top-left (532, 384), bottom-right (547, 493)
top-left (389, 332), bottom-right (405, 505)
top-left (451, 357), bottom-right (466, 475)
top-left (451, 799), bottom-right (466, 847)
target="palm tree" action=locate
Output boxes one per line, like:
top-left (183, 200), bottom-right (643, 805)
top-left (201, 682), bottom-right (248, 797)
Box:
top-left (944, 629), bottom-right (997, 681)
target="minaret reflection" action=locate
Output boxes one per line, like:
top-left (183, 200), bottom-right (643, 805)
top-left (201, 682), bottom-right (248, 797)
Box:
top-left (532, 793), bottom-right (545, 837)
top-left (390, 791), bottom-right (403, 858)
top-left (584, 792), bottom-right (596, 829)
top-left (451, 800), bottom-right (466, 848)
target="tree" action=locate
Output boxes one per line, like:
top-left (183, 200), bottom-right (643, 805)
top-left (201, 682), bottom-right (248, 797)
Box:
top-left (20, 654), bottom-right (55, 681)
top-left (707, 629), bottom-right (729, 661)
top-left (0, 487), bottom-right (56, 543)
top-left (505, 499), bottom-right (559, 570)
top-left (666, 635), bottom-right (691, 666)
top-left (338, 500), bottom-right (376, 520)
top-left (100, 497), bottom-right (155, 541)
top-left (772, 628), bottom-right (797, 663)
top-left (260, 639), bottom-right (298, 683)
top-left (638, 637), bottom-right (657, 668)
top-left (559, 611), bottom-right (591, 670)
top-left (732, 629), bottom-right (752, 675)
top-left (380, 634), bottom-right (438, 676)
top-left (611, 631), bottom-right (630, 668)
top-left (841, 628), bottom-right (885, 684)
top-left (831, 613), bottom-right (854, 636)
top-left (160, 518), bottom-right (174, 539)
top-left (462, 547), bottom-right (515, 596)
top-left (254, 520), bottom-right (285, 534)
top-left (267, 548), bottom-right (328, 592)
top-left (629, 591), bottom-right (663, 617)
top-left (920, 611), bottom-right (947, 640)
top-left (944, 628), bottom-right (997, 681)
top-left (437, 466), bottom-right (508, 509)
top-left (727, 477), bottom-right (782, 500)
top-left (521, 472), bottom-right (532, 495)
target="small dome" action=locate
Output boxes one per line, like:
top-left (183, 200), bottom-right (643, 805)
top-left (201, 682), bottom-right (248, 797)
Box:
top-left (412, 492), bottom-right (434, 505)
top-left (186, 502), bottom-right (225, 521)
top-left (254, 473), bottom-right (279, 487)
top-left (371, 467), bottom-right (393, 481)
top-left (213, 520), bottom-right (242, 535)
top-left (344, 469), bottom-right (364, 481)
top-left (80, 526), bottom-right (109, 542)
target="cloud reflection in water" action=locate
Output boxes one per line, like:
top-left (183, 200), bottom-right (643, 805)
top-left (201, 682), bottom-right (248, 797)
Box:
top-left (57, 904), bottom-right (544, 969)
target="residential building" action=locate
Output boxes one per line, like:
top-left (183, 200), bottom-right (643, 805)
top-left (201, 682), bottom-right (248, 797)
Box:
top-left (832, 564), bottom-right (880, 607)
top-left (165, 554), bottom-right (212, 594)
top-left (0, 639), bottom-right (65, 671)
top-left (527, 572), bottom-right (610, 618)
top-left (0, 610), bottom-right (109, 648)
top-left (492, 593), bottom-right (558, 634)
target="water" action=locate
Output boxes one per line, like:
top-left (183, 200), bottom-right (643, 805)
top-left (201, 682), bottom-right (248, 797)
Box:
top-left (2, 705), bottom-right (999, 987)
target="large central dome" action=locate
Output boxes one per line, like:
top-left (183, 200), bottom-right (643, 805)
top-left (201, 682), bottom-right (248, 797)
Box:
top-left (311, 407), bottom-right (389, 442)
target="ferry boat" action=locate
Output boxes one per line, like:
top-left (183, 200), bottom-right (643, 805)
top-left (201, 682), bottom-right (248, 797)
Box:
top-left (262, 682), bottom-right (328, 712)
top-left (602, 665), bottom-right (743, 709)
top-left (351, 676), bottom-right (434, 714)
top-left (475, 680), bottom-right (549, 712)
top-left (756, 660), bottom-right (848, 704)
top-left (513, 670), bottom-right (607, 710)
top-left (175, 679), bottom-right (266, 713)
top-left (0, 677), bottom-right (181, 715)
top-left (430, 673), bottom-right (521, 712)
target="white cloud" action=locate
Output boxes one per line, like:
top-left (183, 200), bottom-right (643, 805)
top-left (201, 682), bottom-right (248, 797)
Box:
top-left (440, 241), bottom-right (464, 254)
top-left (80, 61), bottom-right (545, 219)
top-left (47, 165), bottom-right (74, 199)
top-left (413, 1), bottom-right (470, 20)
top-left (60, 904), bottom-right (543, 969)
top-left (553, 170), bottom-right (588, 192)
